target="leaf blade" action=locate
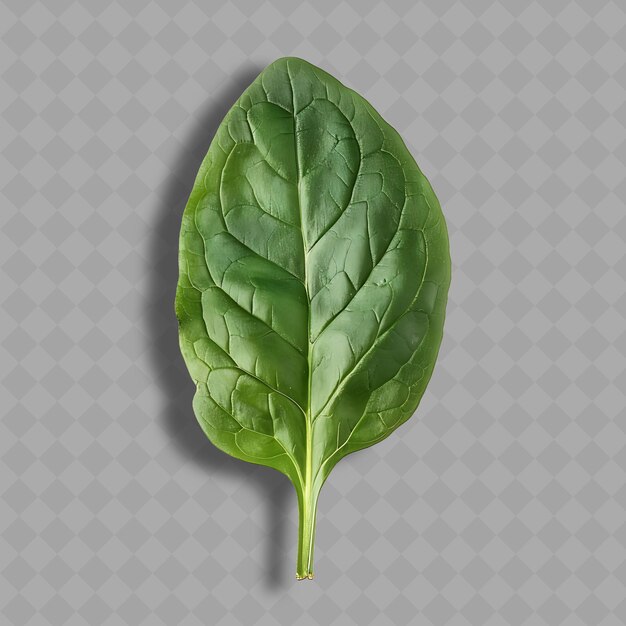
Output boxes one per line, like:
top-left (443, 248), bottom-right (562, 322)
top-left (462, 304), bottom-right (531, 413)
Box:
top-left (176, 57), bottom-right (451, 577)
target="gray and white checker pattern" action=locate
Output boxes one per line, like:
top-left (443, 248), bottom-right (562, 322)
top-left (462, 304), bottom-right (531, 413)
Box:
top-left (2, 1), bottom-right (626, 624)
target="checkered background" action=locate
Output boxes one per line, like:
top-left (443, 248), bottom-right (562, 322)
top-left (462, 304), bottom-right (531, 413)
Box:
top-left (2, 1), bottom-right (626, 624)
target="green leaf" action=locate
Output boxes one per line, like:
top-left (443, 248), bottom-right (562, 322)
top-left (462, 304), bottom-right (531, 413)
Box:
top-left (176, 57), bottom-right (451, 579)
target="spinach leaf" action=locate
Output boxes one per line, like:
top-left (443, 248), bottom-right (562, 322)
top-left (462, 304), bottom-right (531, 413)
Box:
top-left (176, 58), bottom-right (450, 579)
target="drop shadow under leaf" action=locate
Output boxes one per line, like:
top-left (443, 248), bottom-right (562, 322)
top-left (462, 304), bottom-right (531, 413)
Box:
top-left (144, 63), bottom-right (293, 590)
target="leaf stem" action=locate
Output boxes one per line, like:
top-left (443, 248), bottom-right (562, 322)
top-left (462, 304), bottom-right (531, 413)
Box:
top-left (296, 479), bottom-right (320, 580)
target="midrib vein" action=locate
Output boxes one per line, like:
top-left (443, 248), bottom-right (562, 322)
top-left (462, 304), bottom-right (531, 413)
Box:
top-left (286, 62), bottom-right (313, 498)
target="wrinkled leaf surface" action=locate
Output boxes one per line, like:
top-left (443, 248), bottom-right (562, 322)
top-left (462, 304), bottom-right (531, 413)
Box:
top-left (176, 57), bottom-right (450, 578)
